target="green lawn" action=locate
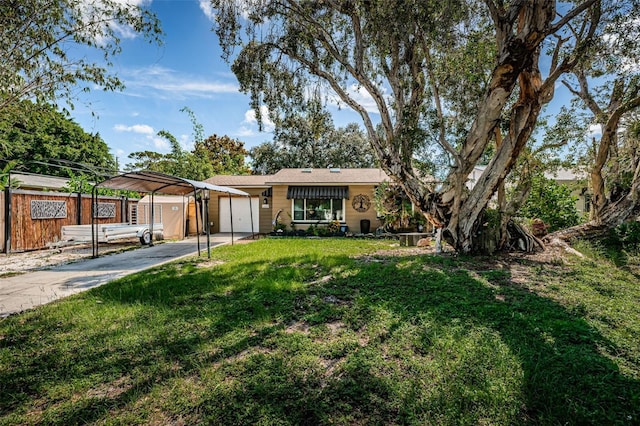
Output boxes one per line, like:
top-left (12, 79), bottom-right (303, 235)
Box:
top-left (1, 238), bottom-right (639, 425)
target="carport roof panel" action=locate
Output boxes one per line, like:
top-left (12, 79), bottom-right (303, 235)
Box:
top-left (96, 171), bottom-right (249, 196)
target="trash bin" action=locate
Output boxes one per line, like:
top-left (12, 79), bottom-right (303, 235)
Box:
top-left (360, 219), bottom-right (370, 234)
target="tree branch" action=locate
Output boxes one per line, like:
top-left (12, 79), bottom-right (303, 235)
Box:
top-left (549, 0), bottom-right (599, 35)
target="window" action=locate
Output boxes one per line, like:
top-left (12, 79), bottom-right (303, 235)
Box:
top-left (292, 198), bottom-right (345, 222)
top-left (136, 204), bottom-right (162, 224)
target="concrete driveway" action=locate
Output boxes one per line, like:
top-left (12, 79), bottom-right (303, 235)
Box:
top-left (0, 233), bottom-right (253, 317)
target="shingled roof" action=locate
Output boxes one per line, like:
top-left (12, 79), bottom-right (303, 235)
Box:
top-left (266, 168), bottom-right (390, 184)
top-left (205, 168), bottom-right (391, 186)
top-left (10, 172), bottom-right (70, 191)
top-left (205, 174), bottom-right (272, 187)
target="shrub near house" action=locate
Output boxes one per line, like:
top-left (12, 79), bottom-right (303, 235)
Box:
top-left (520, 175), bottom-right (581, 232)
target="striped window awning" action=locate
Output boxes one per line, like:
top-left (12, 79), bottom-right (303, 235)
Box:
top-left (287, 186), bottom-right (349, 200)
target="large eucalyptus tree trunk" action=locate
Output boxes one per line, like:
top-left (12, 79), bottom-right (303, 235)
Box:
top-left (213, 0), bottom-right (602, 253)
top-left (402, 47), bottom-right (552, 252)
top-left (386, 1), bottom-right (570, 253)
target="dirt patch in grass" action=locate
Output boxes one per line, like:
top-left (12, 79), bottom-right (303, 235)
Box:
top-left (86, 375), bottom-right (134, 399)
top-left (326, 321), bottom-right (345, 334)
top-left (194, 259), bottom-right (225, 269)
top-left (285, 320), bottom-right (311, 335)
top-left (363, 243), bottom-right (577, 293)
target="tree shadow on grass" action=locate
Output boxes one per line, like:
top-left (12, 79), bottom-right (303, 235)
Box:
top-left (0, 251), bottom-right (638, 425)
top-left (360, 254), bottom-right (640, 424)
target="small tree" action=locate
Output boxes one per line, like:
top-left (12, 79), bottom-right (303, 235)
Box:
top-left (195, 134), bottom-right (250, 175)
top-left (125, 108), bottom-right (251, 180)
top-left (519, 175), bottom-right (581, 232)
top-left (126, 130), bottom-right (214, 181)
top-left (373, 182), bottom-right (415, 232)
top-left (0, 0), bottom-right (161, 111)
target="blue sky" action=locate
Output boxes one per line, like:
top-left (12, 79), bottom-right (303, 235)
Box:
top-left (68, 1), bottom-right (585, 171)
top-left (69, 1), bottom-right (302, 168)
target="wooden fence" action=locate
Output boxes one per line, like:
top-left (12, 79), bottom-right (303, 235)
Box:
top-left (1, 189), bottom-right (138, 252)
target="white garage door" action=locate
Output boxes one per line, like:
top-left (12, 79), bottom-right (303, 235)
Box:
top-left (219, 197), bottom-right (259, 233)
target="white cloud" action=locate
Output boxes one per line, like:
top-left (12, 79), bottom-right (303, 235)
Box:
top-left (179, 134), bottom-right (191, 150)
top-left (326, 84), bottom-right (382, 115)
top-left (114, 122), bottom-right (173, 152)
top-left (588, 124), bottom-right (602, 138)
top-left (151, 136), bottom-right (170, 151)
top-left (199, 0), bottom-right (216, 22)
top-left (243, 109), bottom-right (257, 123)
top-left (236, 126), bottom-right (256, 137)
top-left (153, 81), bottom-right (239, 94)
top-left (243, 105), bottom-right (275, 132)
top-left (78, 0), bottom-right (152, 46)
top-left (200, 0), bottom-right (253, 21)
top-left (114, 123), bottom-right (155, 135)
top-left (123, 65), bottom-right (239, 100)
top-left (347, 84), bottom-right (381, 113)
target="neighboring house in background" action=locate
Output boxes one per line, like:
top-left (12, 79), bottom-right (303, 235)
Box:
top-left (6, 172), bottom-right (70, 191)
top-left (205, 168), bottom-right (391, 234)
top-left (468, 166), bottom-right (590, 216)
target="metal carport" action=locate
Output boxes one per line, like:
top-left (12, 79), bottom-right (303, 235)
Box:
top-left (91, 171), bottom-right (253, 258)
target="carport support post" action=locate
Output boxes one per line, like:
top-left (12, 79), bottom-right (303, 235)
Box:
top-left (3, 187), bottom-right (11, 254)
top-left (229, 193), bottom-right (234, 245)
top-left (76, 192), bottom-right (82, 225)
top-left (195, 193), bottom-right (201, 256)
top-left (121, 196), bottom-right (127, 225)
top-left (91, 187), bottom-right (98, 258)
top-left (203, 189), bottom-right (211, 258)
top-left (249, 195), bottom-right (255, 239)
top-left (149, 191), bottom-right (155, 247)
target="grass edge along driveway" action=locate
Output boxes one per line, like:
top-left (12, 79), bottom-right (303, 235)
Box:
top-left (1, 238), bottom-right (639, 425)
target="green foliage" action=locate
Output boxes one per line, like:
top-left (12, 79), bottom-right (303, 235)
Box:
top-left (126, 108), bottom-right (250, 180)
top-left (61, 173), bottom-right (140, 198)
top-left (211, 0), bottom-right (617, 253)
top-left (1, 239), bottom-right (639, 424)
top-left (250, 111), bottom-right (377, 175)
top-left (519, 175), bottom-right (582, 232)
top-left (0, 100), bottom-right (116, 176)
top-left (0, 0), bottom-right (162, 111)
top-left (194, 134), bottom-right (250, 175)
top-left (607, 221), bottom-right (640, 251)
top-left (373, 181), bottom-right (414, 231)
top-left (216, 0), bottom-right (474, 178)
top-left (327, 220), bottom-right (341, 234)
top-left (125, 139), bottom-right (214, 181)
top-left (61, 173), bottom-right (94, 194)
top-left (0, 160), bottom-right (20, 190)
top-left (273, 220), bottom-right (287, 232)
